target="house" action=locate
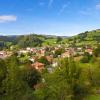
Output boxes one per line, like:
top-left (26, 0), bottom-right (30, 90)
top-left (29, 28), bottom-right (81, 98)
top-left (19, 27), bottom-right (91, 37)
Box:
top-left (29, 56), bottom-right (38, 63)
top-left (75, 47), bottom-right (84, 56)
top-left (30, 48), bottom-right (37, 53)
top-left (61, 52), bottom-right (70, 58)
top-left (85, 48), bottom-right (93, 55)
top-left (77, 47), bottom-right (82, 52)
top-left (31, 62), bottom-right (44, 71)
top-left (26, 47), bottom-right (31, 51)
top-left (0, 52), bottom-right (4, 56)
top-left (19, 50), bottom-right (29, 54)
top-left (46, 56), bottom-right (53, 63)
top-left (40, 49), bottom-right (46, 56)
top-left (52, 62), bottom-right (58, 67)
top-left (47, 67), bottom-right (53, 73)
top-left (0, 51), bottom-right (7, 59)
top-left (37, 49), bottom-right (46, 56)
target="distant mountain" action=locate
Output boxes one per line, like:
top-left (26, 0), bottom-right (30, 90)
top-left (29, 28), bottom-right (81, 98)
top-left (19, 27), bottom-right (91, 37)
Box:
top-left (0, 29), bottom-right (100, 50)
top-left (0, 34), bottom-right (63, 49)
top-left (0, 36), bottom-right (16, 42)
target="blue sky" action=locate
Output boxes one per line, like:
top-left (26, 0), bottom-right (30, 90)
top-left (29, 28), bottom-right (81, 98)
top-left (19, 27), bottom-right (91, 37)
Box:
top-left (0, 0), bottom-right (100, 36)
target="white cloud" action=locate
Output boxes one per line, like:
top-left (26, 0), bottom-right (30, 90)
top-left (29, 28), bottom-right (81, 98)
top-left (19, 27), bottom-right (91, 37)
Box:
top-left (0, 15), bottom-right (17, 23)
top-left (79, 10), bottom-right (91, 15)
top-left (48, 0), bottom-right (54, 7)
top-left (58, 3), bottom-right (70, 15)
top-left (79, 7), bottom-right (93, 16)
top-left (96, 4), bottom-right (100, 9)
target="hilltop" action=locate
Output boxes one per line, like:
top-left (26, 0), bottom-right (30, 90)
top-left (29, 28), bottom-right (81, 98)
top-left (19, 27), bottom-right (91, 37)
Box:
top-left (71, 29), bottom-right (100, 46)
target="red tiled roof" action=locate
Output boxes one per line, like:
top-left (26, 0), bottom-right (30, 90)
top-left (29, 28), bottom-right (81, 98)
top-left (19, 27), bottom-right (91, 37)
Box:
top-left (32, 62), bottom-right (44, 70)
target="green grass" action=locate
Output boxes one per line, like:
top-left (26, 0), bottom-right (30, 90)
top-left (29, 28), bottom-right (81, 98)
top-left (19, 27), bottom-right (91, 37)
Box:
top-left (85, 95), bottom-right (100, 100)
top-left (42, 38), bottom-right (57, 46)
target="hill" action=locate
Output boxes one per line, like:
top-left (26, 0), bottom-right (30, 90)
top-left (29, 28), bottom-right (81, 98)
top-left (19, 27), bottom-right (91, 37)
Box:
top-left (0, 34), bottom-right (64, 50)
top-left (64, 29), bottom-right (100, 47)
top-left (0, 29), bottom-right (100, 50)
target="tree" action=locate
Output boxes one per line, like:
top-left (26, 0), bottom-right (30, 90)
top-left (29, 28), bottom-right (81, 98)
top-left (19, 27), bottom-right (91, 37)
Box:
top-left (22, 67), bottom-right (41, 89)
top-left (0, 59), bottom-right (7, 96)
top-left (1, 55), bottom-right (34, 100)
top-left (37, 56), bottom-right (50, 65)
top-left (80, 52), bottom-right (92, 63)
top-left (56, 37), bottom-right (62, 43)
top-left (54, 48), bottom-right (64, 58)
top-left (18, 35), bottom-right (43, 48)
top-left (0, 59), bottom-right (7, 83)
top-left (57, 58), bottom-right (89, 100)
top-left (35, 58), bottom-right (90, 100)
top-left (93, 45), bottom-right (100, 57)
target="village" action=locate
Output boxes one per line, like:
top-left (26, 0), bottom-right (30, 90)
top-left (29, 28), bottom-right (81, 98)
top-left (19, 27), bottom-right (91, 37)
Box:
top-left (0, 44), bottom-right (93, 72)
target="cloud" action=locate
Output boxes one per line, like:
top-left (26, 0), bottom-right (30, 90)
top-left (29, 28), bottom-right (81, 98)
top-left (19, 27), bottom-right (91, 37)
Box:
top-left (48, 0), bottom-right (54, 7)
top-left (96, 4), bottom-right (100, 9)
top-left (58, 3), bottom-right (70, 15)
top-left (0, 15), bottom-right (17, 23)
top-left (79, 10), bottom-right (91, 15)
top-left (79, 7), bottom-right (93, 16)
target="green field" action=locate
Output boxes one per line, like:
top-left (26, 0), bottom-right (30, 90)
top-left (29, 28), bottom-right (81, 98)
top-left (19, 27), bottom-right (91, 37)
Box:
top-left (86, 95), bottom-right (100, 100)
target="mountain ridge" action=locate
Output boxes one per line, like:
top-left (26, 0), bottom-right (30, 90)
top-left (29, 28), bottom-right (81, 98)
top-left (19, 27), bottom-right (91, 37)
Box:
top-left (0, 29), bottom-right (100, 50)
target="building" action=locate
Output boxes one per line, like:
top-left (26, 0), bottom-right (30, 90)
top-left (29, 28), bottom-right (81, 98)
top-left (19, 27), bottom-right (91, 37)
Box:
top-left (31, 62), bottom-right (44, 71)
top-left (85, 48), bottom-right (93, 55)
